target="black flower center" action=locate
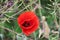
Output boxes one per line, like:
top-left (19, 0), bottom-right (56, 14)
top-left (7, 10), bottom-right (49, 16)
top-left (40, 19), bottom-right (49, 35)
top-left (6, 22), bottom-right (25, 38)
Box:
top-left (22, 21), bottom-right (31, 27)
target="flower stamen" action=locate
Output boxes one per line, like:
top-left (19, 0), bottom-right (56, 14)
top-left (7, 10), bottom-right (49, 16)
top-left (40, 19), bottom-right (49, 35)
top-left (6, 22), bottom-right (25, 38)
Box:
top-left (22, 21), bottom-right (30, 27)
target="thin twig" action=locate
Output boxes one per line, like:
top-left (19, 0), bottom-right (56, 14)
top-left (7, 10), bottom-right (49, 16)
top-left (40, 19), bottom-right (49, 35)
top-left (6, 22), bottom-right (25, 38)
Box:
top-left (0, 26), bottom-right (21, 36)
top-left (7, 0), bottom-right (38, 18)
top-left (51, 30), bottom-right (59, 34)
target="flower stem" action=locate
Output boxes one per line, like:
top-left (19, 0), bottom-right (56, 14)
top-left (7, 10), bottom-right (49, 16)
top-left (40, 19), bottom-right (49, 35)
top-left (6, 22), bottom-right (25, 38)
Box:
top-left (33, 32), bottom-right (36, 40)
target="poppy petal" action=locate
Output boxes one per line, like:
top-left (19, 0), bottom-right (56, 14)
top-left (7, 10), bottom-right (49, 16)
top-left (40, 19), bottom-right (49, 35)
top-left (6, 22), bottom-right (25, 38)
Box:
top-left (17, 11), bottom-right (39, 36)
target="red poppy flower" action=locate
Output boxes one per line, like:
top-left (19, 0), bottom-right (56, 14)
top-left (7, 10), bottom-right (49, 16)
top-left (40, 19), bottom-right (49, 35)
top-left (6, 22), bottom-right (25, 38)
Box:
top-left (17, 11), bottom-right (39, 36)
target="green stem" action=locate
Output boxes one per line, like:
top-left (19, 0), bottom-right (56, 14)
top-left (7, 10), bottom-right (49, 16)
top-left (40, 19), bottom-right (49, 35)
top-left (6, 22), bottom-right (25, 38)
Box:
top-left (38, 0), bottom-right (42, 19)
top-left (30, 0), bottom-right (33, 11)
top-left (33, 32), bottom-right (36, 40)
top-left (54, 0), bottom-right (59, 39)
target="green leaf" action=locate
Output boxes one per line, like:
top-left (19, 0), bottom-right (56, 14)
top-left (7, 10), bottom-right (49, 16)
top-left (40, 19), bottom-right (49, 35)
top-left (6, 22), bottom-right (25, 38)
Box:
top-left (4, 20), bottom-right (13, 29)
top-left (13, 20), bottom-right (22, 33)
top-left (5, 12), bottom-right (15, 17)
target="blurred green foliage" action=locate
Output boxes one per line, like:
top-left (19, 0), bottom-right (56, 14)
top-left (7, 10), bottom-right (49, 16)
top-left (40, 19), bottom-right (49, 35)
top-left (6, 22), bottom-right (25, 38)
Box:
top-left (0, 0), bottom-right (60, 40)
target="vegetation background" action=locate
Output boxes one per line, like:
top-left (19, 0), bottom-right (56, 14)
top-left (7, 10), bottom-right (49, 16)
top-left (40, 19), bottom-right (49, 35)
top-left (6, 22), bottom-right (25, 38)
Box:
top-left (0, 0), bottom-right (60, 40)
